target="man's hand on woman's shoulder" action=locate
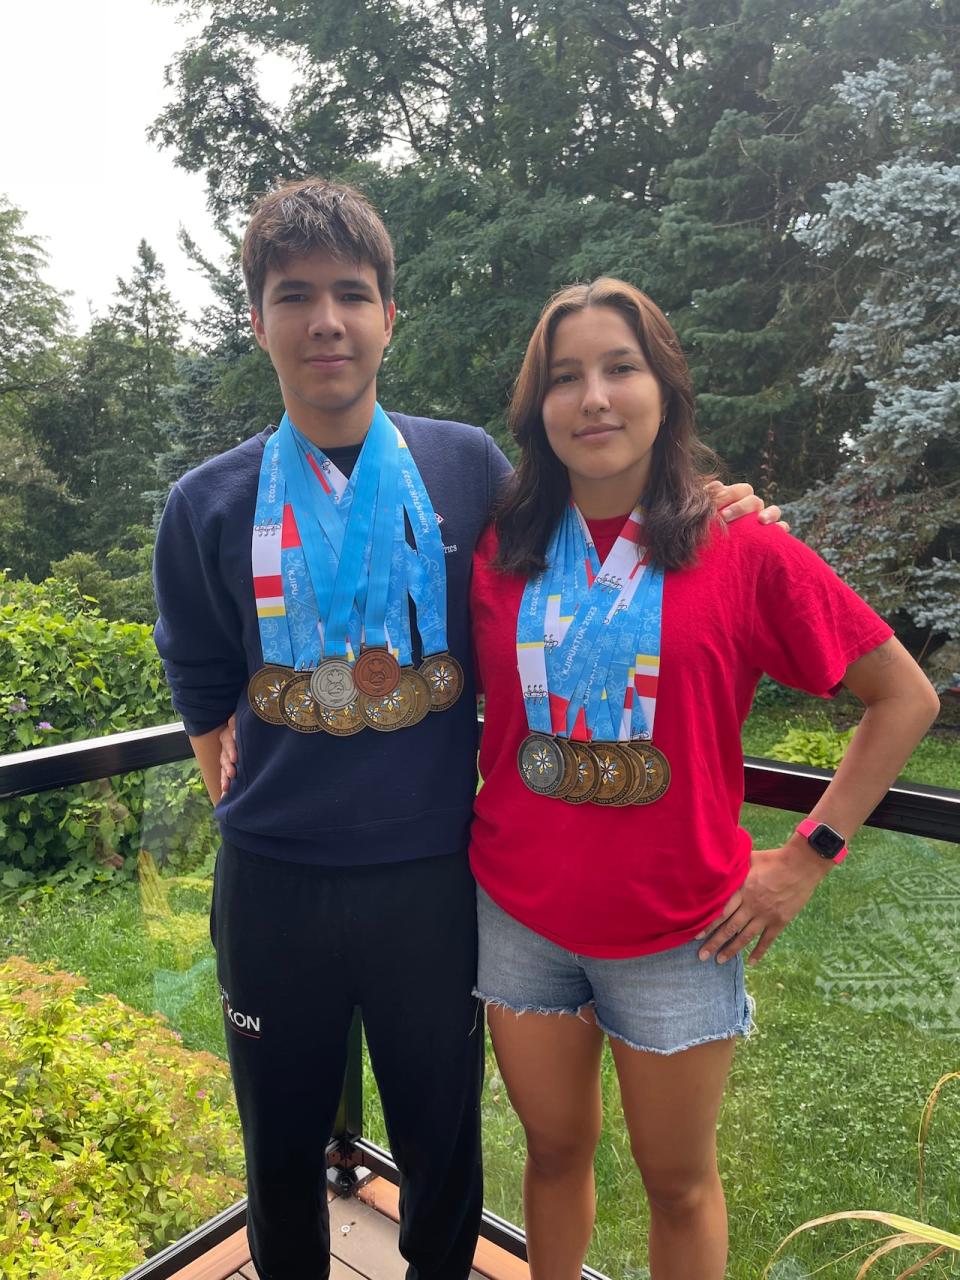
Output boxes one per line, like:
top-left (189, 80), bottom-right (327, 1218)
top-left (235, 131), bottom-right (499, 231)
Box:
top-left (705, 480), bottom-right (789, 531)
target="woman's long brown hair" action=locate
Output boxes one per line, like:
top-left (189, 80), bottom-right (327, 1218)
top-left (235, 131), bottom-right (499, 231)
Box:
top-left (494, 278), bottom-right (721, 576)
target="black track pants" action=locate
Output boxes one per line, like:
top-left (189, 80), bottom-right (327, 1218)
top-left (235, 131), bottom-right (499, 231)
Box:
top-left (211, 842), bottom-right (484, 1280)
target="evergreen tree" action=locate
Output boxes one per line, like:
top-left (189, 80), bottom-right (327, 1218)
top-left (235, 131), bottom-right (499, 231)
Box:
top-left (789, 55), bottom-right (960, 684)
top-left (0, 197), bottom-right (72, 578)
top-left (152, 232), bottom-right (280, 508)
top-left (29, 242), bottom-right (184, 558)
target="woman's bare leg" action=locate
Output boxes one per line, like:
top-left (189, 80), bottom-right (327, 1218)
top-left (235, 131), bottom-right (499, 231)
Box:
top-left (610, 1036), bottom-right (735, 1280)
top-left (487, 1004), bottom-right (605, 1280)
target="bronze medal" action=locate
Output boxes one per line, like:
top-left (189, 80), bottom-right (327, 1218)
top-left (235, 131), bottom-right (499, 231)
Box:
top-left (620, 744), bottom-right (651, 805)
top-left (310, 658), bottom-right (357, 709)
top-left (517, 733), bottom-right (568, 797)
top-left (278, 672), bottom-right (325, 733)
top-left (591, 742), bottom-right (638, 806)
top-left (247, 664), bottom-right (293, 726)
top-left (563, 741), bottom-right (602, 805)
top-left (359, 680), bottom-right (418, 732)
top-left (354, 648), bottom-right (402, 697)
top-left (628, 742), bottom-right (671, 805)
top-left (419, 652), bottom-right (464, 711)
top-left (318, 699), bottom-right (365, 737)
top-left (399, 667), bottom-right (432, 727)
top-left (552, 738), bottom-right (580, 799)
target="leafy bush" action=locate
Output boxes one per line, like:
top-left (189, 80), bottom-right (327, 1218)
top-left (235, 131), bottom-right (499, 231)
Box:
top-left (0, 574), bottom-right (217, 886)
top-left (768, 724), bottom-right (855, 770)
top-left (0, 956), bottom-right (244, 1279)
top-left (0, 571), bottom-right (170, 752)
top-left (750, 677), bottom-right (811, 712)
top-left (49, 525), bottom-right (157, 626)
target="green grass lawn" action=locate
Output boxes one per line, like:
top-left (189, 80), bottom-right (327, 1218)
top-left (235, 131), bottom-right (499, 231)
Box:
top-left (2, 706), bottom-right (957, 1277)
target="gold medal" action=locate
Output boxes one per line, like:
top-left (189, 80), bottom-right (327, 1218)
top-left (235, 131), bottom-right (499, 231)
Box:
top-left (359, 680), bottom-right (418, 732)
top-left (628, 742), bottom-right (671, 805)
top-left (563, 741), bottom-right (602, 805)
top-left (317, 699), bottom-right (365, 737)
top-left (419, 652), bottom-right (464, 711)
top-left (247, 665), bottom-right (293, 726)
top-left (398, 667), bottom-right (432, 727)
top-left (518, 733), bottom-right (568, 796)
top-left (279, 672), bottom-right (325, 733)
top-left (552, 738), bottom-right (580, 799)
top-left (591, 742), bottom-right (638, 806)
top-left (354, 648), bottom-right (402, 697)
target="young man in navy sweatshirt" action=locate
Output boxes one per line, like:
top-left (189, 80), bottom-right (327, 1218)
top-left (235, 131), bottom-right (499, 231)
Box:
top-left (153, 178), bottom-right (776, 1280)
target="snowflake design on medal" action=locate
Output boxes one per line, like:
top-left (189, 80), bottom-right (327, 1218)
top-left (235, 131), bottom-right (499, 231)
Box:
top-left (531, 743), bottom-right (555, 778)
top-left (291, 687), bottom-right (313, 716)
top-left (598, 753), bottom-right (620, 786)
top-left (367, 688), bottom-right (404, 725)
top-left (257, 673), bottom-right (283, 710)
top-left (430, 660), bottom-right (455, 696)
top-left (383, 689), bottom-right (405, 717)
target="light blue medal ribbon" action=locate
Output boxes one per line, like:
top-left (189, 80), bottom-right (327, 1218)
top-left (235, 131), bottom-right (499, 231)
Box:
top-left (253, 435), bottom-right (294, 666)
top-left (263, 406), bottom-right (443, 676)
top-left (516, 521), bottom-right (563, 734)
top-left (293, 416), bottom-right (413, 665)
top-left (318, 410), bottom-right (389, 658)
top-left (397, 444), bottom-right (448, 658)
top-left (628, 568), bottom-right (664, 739)
top-left (551, 509), bottom-right (623, 738)
top-left (253, 431), bottom-right (324, 669)
top-left (276, 415), bottom-right (355, 666)
top-left (605, 568), bottom-right (656, 739)
top-left (544, 508), bottom-right (613, 734)
top-left (520, 506), bottom-right (663, 742)
top-left (361, 407), bottom-right (400, 651)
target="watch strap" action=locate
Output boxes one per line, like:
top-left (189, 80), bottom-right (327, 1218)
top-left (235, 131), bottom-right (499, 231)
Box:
top-left (795, 818), bottom-right (849, 863)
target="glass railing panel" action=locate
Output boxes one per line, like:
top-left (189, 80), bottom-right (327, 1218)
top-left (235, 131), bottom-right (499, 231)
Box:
top-left (486, 809), bottom-right (959, 1280)
top-left (5, 743), bottom-right (957, 1280)
top-left (0, 762), bottom-right (241, 1277)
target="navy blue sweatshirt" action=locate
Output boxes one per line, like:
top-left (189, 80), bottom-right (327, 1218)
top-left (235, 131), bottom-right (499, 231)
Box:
top-left (153, 413), bottom-right (512, 866)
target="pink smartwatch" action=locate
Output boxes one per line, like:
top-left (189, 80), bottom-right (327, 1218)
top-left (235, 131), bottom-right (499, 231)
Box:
top-left (795, 818), bottom-right (849, 863)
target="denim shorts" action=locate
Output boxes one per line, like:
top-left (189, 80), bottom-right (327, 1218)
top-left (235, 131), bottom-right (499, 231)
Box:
top-left (474, 886), bottom-right (754, 1055)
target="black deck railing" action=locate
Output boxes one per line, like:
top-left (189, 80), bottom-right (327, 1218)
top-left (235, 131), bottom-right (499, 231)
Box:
top-left (1, 723), bottom-right (958, 1280)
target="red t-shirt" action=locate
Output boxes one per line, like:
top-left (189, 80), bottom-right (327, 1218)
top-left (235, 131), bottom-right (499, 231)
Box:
top-left (469, 514), bottom-right (893, 958)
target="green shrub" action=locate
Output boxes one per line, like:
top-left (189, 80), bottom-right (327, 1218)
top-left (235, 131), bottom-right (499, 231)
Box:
top-left (768, 724), bottom-right (855, 770)
top-left (0, 572), bottom-right (170, 753)
top-left (0, 956), bottom-right (244, 1279)
top-left (49, 525), bottom-right (157, 626)
top-left (0, 574), bottom-right (218, 886)
top-left (750, 677), bottom-right (811, 712)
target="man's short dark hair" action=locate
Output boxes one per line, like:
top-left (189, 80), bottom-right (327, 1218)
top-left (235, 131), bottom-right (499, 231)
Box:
top-left (242, 178), bottom-right (395, 312)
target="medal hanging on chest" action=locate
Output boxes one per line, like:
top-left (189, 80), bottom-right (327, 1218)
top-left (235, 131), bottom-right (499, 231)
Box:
top-left (247, 405), bottom-right (461, 733)
top-left (516, 503), bottom-right (671, 805)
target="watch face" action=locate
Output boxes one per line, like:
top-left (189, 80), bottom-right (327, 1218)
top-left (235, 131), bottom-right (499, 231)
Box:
top-left (809, 824), bottom-right (845, 859)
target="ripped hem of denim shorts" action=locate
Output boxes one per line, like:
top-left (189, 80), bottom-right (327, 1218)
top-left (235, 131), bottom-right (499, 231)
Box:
top-left (594, 992), bottom-right (757, 1056)
top-left (472, 988), bottom-right (595, 1021)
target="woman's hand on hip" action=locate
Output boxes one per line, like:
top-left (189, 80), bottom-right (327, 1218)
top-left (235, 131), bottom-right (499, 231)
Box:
top-left (695, 841), bottom-right (831, 966)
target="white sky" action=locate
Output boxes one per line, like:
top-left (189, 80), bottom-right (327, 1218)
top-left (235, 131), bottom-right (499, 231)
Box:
top-left (1, 0), bottom-right (292, 332)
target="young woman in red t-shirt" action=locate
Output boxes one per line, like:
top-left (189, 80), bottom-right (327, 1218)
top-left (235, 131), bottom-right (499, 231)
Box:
top-left (468, 277), bottom-right (939, 1280)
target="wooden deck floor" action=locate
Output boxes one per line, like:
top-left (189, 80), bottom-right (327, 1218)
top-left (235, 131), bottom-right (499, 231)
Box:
top-left (169, 1178), bottom-right (530, 1280)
